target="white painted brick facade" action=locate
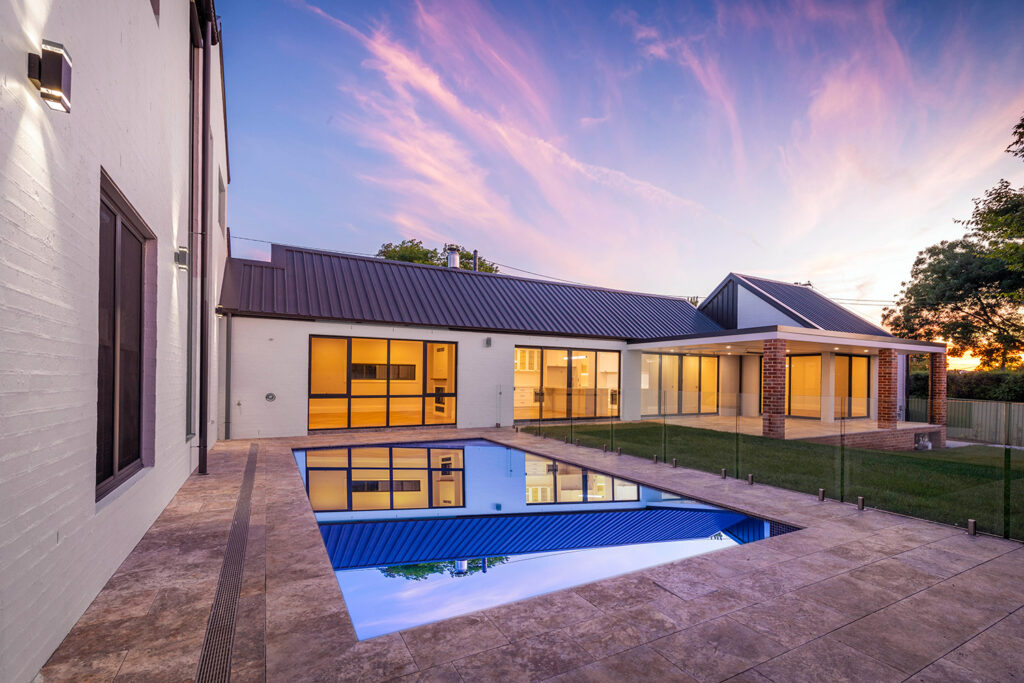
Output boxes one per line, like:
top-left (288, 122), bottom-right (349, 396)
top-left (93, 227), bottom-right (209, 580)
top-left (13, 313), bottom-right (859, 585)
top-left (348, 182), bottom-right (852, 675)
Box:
top-left (0, 3), bottom-right (227, 680)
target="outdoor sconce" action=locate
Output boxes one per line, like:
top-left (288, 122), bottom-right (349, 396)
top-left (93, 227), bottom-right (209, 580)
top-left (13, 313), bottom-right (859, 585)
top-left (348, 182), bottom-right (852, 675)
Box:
top-left (174, 246), bottom-right (190, 271)
top-left (27, 40), bottom-right (72, 113)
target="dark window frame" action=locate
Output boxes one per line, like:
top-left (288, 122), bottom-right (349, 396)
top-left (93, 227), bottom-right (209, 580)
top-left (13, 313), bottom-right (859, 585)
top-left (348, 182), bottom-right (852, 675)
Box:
top-left (96, 177), bottom-right (154, 501)
top-left (307, 335), bottom-right (458, 430)
top-left (304, 446), bottom-right (466, 512)
top-left (834, 353), bottom-right (872, 419)
top-left (513, 345), bottom-right (621, 422)
top-left (639, 352), bottom-right (720, 418)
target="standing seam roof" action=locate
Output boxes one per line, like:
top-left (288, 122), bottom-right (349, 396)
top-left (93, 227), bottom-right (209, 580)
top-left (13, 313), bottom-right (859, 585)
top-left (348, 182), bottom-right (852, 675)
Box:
top-left (219, 244), bottom-right (724, 339)
top-left (734, 273), bottom-right (892, 337)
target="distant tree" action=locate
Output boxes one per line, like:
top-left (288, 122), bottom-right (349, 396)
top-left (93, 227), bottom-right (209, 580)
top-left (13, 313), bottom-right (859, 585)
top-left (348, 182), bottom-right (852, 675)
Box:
top-left (376, 239), bottom-right (498, 273)
top-left (376, 239), bottom-right (440, 265)
top-left (963, 113), bottom-right (1024, 277)
top-left (883, 238), bottom-right (1024, 369)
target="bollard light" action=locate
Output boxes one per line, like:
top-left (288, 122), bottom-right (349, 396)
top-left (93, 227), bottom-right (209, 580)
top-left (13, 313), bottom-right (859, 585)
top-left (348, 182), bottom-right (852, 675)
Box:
top-left (818, 488), bottom-right (825, 501)
top-left (747, 474), bottom-right (754, 485)
top-left (967, 519), bottom-right (976, 536)
top-left (857, 496), bottom-right (865, 510)
top-left (721, 468), bottom-right (727, 479)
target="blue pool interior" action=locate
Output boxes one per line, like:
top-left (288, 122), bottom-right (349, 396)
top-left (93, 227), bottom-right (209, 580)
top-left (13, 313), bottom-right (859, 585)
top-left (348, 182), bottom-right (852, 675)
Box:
top-left (294, 439), bottom-right (794, 639)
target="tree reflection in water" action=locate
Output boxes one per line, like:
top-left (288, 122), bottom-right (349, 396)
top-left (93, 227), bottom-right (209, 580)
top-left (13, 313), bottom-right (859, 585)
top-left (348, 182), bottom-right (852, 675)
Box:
top-left (378, 556), bottom-right (509, 581)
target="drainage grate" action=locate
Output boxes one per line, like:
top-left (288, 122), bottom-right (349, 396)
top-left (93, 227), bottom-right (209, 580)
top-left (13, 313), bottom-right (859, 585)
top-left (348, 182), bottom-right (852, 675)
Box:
top-left (195, 444), bottom-right (258, 683)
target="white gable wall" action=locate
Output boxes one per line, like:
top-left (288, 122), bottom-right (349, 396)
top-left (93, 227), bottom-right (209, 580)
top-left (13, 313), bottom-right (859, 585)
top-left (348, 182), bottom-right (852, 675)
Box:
top-left (735, 284), bottom-right (805, 329)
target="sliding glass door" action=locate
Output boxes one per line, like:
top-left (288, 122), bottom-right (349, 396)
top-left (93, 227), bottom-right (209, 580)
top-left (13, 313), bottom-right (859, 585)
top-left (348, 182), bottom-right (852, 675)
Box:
top-left (640, 353), bottom-right (719, 417)
top-left (513, 346), bottom-right (620, 421)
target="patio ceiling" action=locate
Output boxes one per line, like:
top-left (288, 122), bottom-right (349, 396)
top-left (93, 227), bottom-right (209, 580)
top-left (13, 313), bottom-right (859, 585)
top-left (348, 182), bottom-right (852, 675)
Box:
top-left (627, 325), bottom-right (946, 356)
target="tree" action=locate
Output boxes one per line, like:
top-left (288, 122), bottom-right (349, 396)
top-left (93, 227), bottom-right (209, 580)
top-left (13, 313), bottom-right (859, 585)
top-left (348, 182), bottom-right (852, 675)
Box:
top-left (883, 238), bottom-right (1024, 369)
top-left (376, 239), bottom-right (499, 273)
top-left (964, 113), bottom-right (1024, 275)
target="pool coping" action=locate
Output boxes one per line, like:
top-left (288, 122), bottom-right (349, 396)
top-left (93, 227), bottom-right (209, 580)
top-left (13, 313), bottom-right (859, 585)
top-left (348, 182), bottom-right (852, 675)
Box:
top-left (39, 427), bottom-right (1024, 681)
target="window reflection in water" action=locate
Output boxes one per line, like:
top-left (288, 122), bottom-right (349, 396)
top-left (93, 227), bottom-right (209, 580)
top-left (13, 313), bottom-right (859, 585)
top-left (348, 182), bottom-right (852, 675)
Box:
top-left (306, 446), bottom-right (465, 512)
top-left (525, 453), bottom-right (638, 504)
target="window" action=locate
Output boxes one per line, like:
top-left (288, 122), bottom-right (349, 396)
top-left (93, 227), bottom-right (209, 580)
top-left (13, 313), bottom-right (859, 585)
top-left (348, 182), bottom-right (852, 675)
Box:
top-left (305, 446), bottom-right (464, 512)
top-left (96, 193), bottom-right (150, 499)
top-left (787, 355), bottom-right (821, 418)
top-left (760, 354), bottom-right (822, 418)
top-left (513, 346), bottom-right (619, 421)
top-left (525, 454), bottom-right (638, 504)
top-left (307, 336), bottom-right (456, 429)
top-left (835, 354), bottom-right (870, 418)
top-left (640, 353), bottom-right (719, 416)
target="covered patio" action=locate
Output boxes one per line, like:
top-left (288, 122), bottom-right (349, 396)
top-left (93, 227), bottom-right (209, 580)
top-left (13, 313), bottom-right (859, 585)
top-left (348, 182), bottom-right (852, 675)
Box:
top-left (628, 325), bottom-right (948, 450)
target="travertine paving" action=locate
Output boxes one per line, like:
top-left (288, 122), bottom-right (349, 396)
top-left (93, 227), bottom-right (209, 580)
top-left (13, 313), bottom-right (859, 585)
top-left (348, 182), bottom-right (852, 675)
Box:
top-left (39, 428), bottom-right (1024, 681)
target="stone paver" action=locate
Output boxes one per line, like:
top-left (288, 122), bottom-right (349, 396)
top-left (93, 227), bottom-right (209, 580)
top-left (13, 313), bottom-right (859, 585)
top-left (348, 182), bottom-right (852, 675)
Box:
top-left (36, 428), bottom-right (1024, 681)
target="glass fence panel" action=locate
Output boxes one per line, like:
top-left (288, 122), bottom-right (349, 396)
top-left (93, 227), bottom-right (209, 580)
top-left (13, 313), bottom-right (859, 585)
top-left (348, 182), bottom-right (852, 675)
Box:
top-left (736, 392), bottom-right (842, 497)
top-left (844, 403), bottom-right (1005, 537)
top-left (1011, 413), bottom-right (1023, 540)
top-left (655, 391), bottom-right (734, 473)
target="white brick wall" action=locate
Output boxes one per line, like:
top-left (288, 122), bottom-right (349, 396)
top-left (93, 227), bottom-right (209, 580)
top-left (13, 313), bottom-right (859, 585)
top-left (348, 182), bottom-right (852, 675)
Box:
top-left (0, 3), bottom-right (227, 680)
top-left (225, 318), bottom-right (629, 437)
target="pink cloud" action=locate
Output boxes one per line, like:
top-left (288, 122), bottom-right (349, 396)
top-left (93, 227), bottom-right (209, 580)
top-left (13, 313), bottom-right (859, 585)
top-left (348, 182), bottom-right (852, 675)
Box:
top-left (299, 0), bottom-right (720, 287)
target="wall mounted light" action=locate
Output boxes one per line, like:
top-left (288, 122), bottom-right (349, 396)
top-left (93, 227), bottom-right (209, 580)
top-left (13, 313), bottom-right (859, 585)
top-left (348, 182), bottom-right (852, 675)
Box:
top-left (174, 246), bottom-right (190, 271)
top-left (27, 40), bottom-right (72, 112)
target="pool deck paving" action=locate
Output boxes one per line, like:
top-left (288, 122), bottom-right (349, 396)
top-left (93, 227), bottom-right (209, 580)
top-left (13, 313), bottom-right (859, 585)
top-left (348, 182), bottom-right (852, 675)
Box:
top-left (38, 427), bottom-right (1024, 682)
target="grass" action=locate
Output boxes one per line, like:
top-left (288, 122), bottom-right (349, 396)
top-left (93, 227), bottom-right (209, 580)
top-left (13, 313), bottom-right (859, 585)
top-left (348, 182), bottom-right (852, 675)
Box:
top-left (529, 421), bottom-right (1024, 540)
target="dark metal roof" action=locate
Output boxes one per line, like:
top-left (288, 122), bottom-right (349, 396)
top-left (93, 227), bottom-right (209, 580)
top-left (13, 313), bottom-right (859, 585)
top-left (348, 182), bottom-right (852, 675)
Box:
top-left (219, 244), bottom-right (723, 340)
top-left (319, 507), bottom-right (751, 570)
top-left (731, 273), bottom-right (892, 337)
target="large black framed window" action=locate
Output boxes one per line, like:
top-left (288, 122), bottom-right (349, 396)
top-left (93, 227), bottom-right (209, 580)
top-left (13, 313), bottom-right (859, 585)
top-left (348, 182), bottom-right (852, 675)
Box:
top-left (308, 335), bottom-right (457, 430)
top-left (639, 353), bottom-right (719, 417)
top-left (513, 346), bottom-right (620, 421)
top-left (96, 197), bottom-right (147, 499)
top-left (835, 354), bottom-right (870, 418)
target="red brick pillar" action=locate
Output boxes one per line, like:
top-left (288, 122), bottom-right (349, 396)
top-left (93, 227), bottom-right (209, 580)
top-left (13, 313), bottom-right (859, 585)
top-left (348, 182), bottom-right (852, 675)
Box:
top-left (878, 349), bottom-right (898, 429)
top-left (929, 352), bottom-right (947, 426)
top-left (762, 339), bottom-right (786, 439)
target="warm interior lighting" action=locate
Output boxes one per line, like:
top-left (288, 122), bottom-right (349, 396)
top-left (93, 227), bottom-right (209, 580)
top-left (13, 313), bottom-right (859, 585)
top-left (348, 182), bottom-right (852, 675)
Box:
top-left (28, 40), bottom-right (72, 113)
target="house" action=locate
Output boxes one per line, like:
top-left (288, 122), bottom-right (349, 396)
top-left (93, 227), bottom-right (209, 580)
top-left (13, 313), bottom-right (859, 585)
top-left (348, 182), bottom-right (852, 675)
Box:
top-left (0, 1), bottom-right (950, 679)
top-left (0, 2), bottom-right (228, 680)
top-left (217, 244), bottom-right (947, 449)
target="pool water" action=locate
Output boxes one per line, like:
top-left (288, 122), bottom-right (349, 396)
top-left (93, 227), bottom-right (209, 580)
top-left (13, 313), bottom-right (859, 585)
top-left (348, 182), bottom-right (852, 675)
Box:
top-left (294, 439), bottom-right (787, 639)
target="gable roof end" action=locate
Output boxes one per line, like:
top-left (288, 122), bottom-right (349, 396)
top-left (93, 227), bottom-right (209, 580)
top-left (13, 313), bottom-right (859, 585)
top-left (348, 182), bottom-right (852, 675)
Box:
top-left (730, 273), bottom-right (892, 337)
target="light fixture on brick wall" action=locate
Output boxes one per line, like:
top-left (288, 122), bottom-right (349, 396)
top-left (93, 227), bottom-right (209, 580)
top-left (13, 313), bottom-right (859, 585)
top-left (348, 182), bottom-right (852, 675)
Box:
top-left (27, 40), bottom-right (72, 112)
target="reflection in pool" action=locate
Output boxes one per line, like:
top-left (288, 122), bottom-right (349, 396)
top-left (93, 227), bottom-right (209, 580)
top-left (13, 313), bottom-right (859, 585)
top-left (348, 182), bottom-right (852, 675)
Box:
top-left (294, 439), bottom-right (793, 639)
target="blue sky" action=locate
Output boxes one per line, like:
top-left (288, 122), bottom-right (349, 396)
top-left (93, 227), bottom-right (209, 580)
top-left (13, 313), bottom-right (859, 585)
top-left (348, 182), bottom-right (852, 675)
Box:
top-left (218, 0), bottom-right (1024, 322)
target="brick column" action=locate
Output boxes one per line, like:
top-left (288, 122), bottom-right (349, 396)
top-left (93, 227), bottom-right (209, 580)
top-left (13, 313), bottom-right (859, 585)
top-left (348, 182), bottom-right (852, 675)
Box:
top-left (929, 352), bottom-right (947, 426)
top-left (762, 339), bottom-right (786, 439)
top-left (878, 348), bottom-right (898, 429)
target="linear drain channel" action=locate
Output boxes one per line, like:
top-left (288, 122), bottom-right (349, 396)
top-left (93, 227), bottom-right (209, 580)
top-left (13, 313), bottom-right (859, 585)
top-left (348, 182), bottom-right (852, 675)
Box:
top-left (196, 444), bottom-right (258, 682)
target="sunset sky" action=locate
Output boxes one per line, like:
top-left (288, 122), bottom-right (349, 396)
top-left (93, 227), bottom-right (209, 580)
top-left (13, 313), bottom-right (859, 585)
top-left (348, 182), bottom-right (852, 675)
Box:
top-left (218, 0), bottom-right (1024, 330)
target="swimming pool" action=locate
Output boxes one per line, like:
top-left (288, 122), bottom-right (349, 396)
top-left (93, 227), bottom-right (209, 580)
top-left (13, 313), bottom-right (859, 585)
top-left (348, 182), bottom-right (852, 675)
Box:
top-left (295, 439), bottom-right (790, 639)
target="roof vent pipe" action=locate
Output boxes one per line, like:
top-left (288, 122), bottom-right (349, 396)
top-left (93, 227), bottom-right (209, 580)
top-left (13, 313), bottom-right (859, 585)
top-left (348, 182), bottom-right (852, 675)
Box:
top-left (446, 246), bottom-right (460, 269)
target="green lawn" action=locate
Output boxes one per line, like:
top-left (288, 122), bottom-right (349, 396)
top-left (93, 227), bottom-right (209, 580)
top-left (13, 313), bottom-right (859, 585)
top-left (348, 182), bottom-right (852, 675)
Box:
top-left (529, 421), bottom-right (1024, 540)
